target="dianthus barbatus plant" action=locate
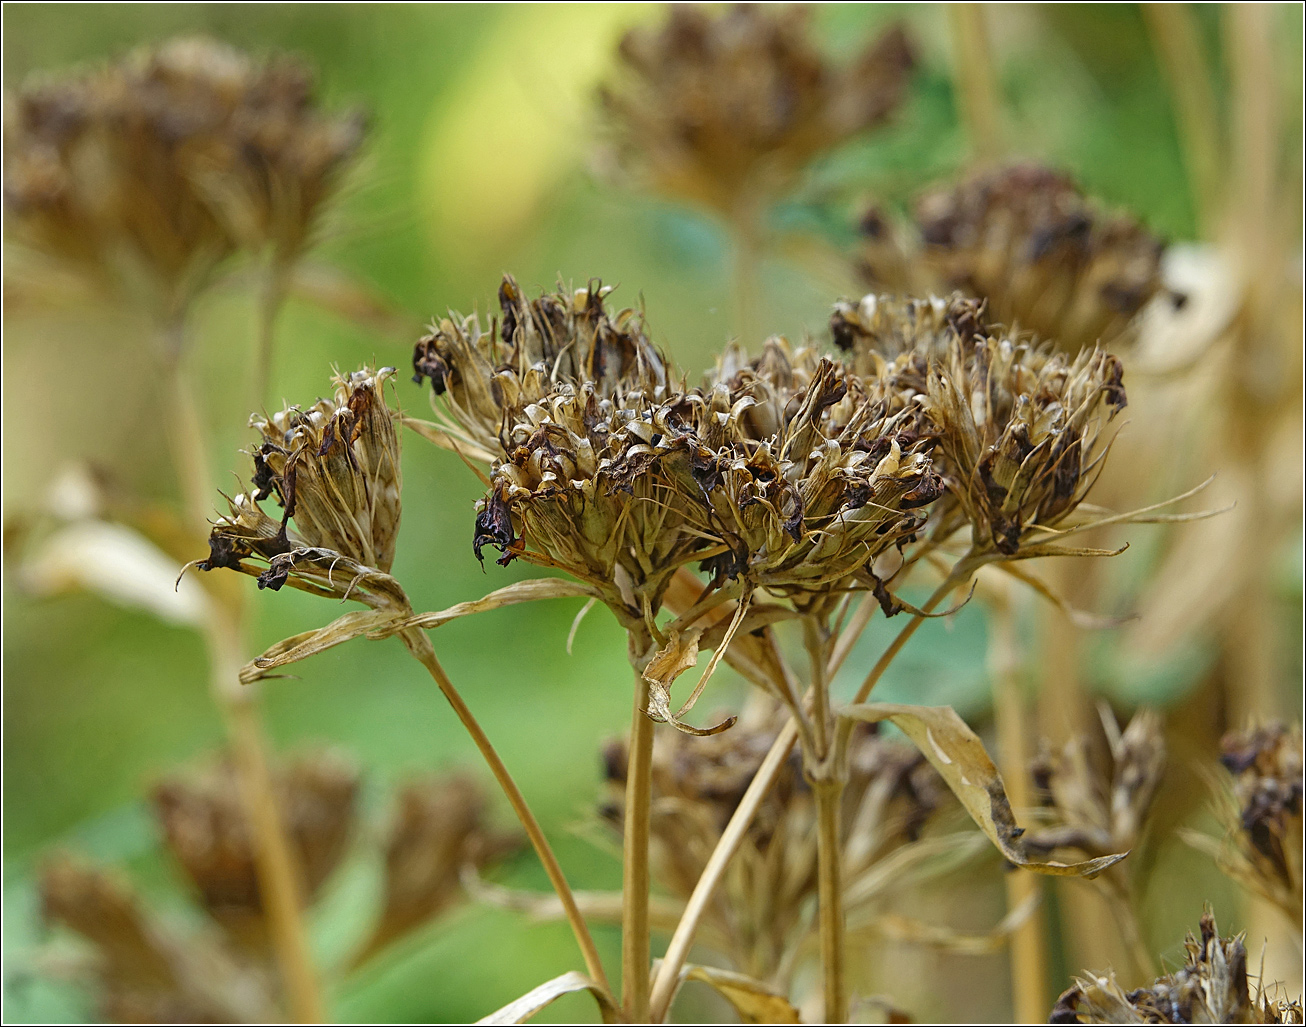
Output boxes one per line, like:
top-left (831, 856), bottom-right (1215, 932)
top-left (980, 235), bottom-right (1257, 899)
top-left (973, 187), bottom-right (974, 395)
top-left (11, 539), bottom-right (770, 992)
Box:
top-left (191, 364), bottom-right (612, 998)
top-left (856, 162), bottom-right (1169, 354)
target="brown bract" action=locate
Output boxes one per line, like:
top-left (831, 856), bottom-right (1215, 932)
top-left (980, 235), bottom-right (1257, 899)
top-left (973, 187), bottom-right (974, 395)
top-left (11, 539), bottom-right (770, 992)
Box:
top-left (599, 5), bottom-right (915, 217)
top-left (3, 36), bottom-right (364, 319)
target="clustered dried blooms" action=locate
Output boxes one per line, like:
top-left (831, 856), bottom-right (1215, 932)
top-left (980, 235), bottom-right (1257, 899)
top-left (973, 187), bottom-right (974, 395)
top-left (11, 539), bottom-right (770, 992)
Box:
top-left (1217, 722), bottom-right (1303, 924)
top-left (198, 367), bottom-right (404, 605)
top-left (41, 756), bottom-right (520, 1023)
top-left (599, 4), bottom-right (915, 217)
top-left (152, 752), bottom-right (358, 954)
top-left (1024, 708), bottom-right (1166, 860)
top-left (600, 700), bottom-right (952, 987)
top-left (858, 163), bottom-right (1168, 353)
top-left (1051, 911), bottom-right (1304, 1025)
top-left (3, 36), bottom-right (364, 319)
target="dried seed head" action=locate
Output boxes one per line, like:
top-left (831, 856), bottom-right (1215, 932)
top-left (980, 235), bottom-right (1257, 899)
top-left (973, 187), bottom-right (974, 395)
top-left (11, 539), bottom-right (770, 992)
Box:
top-left (152, 751), bottom-right (358, 954)
top-left (599, 6), bottom-right (914, 215)
top-left (1051, 911), bottom-right (1303, 1024)
top-left (912, 163), bottom-right (1166, 352)
top-left (352, 774), bottom-right (521, 966)
top-left (1026, 708), bottom-right (1166, 859)
top-left (199, 367), bottom-right (405, 603)
top-left (39, 854), bottom-right (276, 1023)
top-left (601, 700), bottom-right (951, 983)
top-left (923, 331), bottom-right (1127, 554)
top-left (4, 36), bottom-right (364, 318)
top-left (412, 276), bottom-right (669, 457)
top-left (1216, 722), bottom-right (1303, 919)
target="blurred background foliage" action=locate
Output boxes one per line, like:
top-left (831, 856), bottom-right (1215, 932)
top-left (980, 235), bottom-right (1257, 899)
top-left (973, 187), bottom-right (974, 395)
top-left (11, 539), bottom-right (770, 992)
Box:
top-left (2, 3), bottom-right (1301, 1023)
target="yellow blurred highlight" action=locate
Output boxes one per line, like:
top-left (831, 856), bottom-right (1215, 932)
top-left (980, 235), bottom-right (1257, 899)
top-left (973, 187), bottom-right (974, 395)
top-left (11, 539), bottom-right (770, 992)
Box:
top-left (419, 4), bottom-right (650, 261)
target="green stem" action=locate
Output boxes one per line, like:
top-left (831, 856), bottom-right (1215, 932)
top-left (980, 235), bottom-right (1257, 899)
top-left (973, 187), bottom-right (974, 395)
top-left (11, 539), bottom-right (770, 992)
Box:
top-left (622, 670), bottom-right (655, 1022)
top-left (398, 628), bottom-right (612, 996)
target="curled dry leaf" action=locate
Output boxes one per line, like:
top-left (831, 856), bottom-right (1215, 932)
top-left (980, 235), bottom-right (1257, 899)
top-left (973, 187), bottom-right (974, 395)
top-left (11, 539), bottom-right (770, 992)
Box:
top-left (239, 609), bottom-right (403, 684)
top-left (642, 629), bottom-right (737, 736)
top-left (676, 964), bottom-right (803, 1024)
top-left (21, 520), bottom-right (210, 628)
top-left (403, 578), bottom-right (602, 631)
top-left (474, 971), bottom-right (614, 1025)
top-left (839, 703), bottom-right (1128, 878)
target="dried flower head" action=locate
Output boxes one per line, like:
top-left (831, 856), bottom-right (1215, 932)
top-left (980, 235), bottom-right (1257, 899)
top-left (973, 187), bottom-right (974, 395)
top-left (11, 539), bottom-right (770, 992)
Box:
top-left (352, 773), bottom-right (521, 966)
top-left (152, 750), bottom-right (359, 954)
top-left (923, 329), bottom-right (1127, 555)
top-left (1206, 723), bottom-right (1303, 924)
top-left (39, 855), bottom-right (277, 1023)
top-left (1025, 708), bottom-right (1166, 860)
top-left (1051, 911), bottom-right (1304, 1024)
top-left (909, 163), bottom-right (1166, 352)
top-left (197, 367), bottom-right (404, 604)
top-left (4, 36), bottom-right (364, 318)
top-left (599, 5), bottom-right (915, 216)
top-left (412, 275), bottom-right (669, 459)
top-left (601, 700), bottom-right (953, 986)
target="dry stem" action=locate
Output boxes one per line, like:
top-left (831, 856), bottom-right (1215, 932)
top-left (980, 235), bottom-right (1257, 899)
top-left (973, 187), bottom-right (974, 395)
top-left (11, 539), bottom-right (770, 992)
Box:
top-left (948, 3), bottom-right (1004, 161)
top-left (398, 627), bottom-right (612, 996)
top-left (622, 671), bottom-right (656, 1022)
top-left (813, 780), bottom-right (848, 1023)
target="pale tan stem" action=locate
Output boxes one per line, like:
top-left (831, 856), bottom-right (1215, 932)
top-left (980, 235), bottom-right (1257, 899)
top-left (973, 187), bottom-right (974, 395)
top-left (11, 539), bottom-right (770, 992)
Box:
top-left (987, 578), bottom-right (1048, 1023)
top-left (398, 628), bottom-right (611, 995)
top-left (622, 671), bottom-right (655, 1023)
top-left (1098, 874), bottom-right (1158, 982)
top-left (164, 337), bottom-right (324, 1023)
top-left (1143, 3), bottom-right (1225, 236)
top-left (648, 720), bottom-right (799, 1021)
top-left (813, 780), bottom-right (848, 1023)
top-left (948, 3), bottom-right (1004, 161)
top-left (254, 257), bottom-right (291, 409)
top-left (729, 202), bottom-right (763, 347)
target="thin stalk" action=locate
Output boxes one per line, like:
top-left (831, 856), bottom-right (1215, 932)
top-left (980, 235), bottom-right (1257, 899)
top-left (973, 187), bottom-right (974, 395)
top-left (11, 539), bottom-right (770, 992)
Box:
top-left (729, 200), bottom-right (763, 346)
top-left (398, 627), bottom-right (612, 995)
top-left (948, 3), bottom-right (1004, 161)
top-left (813, 780), bottom-right (848, 1024)
top-left (622, 672), bottom-right (655, 1023)
top-left (254, 257), bottom-right (290, 408)
top-left (987, 578), bottom-right (1047, 1023)
top-left (164, 334), bottom-right (324, 1022)
top-left (648, 719), bottom-right (799, 1021)
top-left (1098, 874), bottom-right (1158, 981)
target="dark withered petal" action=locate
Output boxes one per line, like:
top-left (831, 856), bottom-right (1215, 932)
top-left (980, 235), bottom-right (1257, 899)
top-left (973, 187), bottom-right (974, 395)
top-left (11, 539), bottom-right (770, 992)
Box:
top-left (198, 533), bottom-right (252, 572)
top-left (411, 334), bottom-right (451, 394)
top-left (472, 490), bottom-right (516, 567)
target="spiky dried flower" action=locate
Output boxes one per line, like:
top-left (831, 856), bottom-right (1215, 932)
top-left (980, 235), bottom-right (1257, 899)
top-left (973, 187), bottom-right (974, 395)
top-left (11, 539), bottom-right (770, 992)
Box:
top-left (197, 367), bottom-right (405, 605)
top-left (39, 855), bottom-right (277, 1023)
top-left (1209, 723), bottom-right (1303, 924)
top-left (3, 36), bottom-right (364, 319)
top-left (599, 5), bottom-right (915, 217)
top-left (412, 275), bottom-right (669, 460)
top-left (600, 700), bottom-right (953, 986)
top-left (1050, 911), bottom-right (1304, 1024)
top-left (352, 773), bottom-right (521, 966)
top-left (857, 163), bottom-right (1167, 353)
top-left (152, 750), bottom-right (358, 955)
top-left (1025, 708), bottom-right (1166, 860)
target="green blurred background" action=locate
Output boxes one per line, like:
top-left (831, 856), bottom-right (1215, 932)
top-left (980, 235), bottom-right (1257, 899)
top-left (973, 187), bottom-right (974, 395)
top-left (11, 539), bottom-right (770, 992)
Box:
top-left (3, 3), bottom-right (1301, 1023)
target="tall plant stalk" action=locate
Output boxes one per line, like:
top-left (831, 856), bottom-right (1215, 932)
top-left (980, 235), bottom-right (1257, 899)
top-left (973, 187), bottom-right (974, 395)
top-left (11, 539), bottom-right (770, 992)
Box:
top-left (621, 672), bottom-right (656, 1022)
top-left (164, 335), bottom-right (325, 1023)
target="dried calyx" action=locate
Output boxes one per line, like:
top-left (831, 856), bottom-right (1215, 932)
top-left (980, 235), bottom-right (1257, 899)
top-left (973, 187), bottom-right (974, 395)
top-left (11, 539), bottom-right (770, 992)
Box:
top-left (857, 163), bottom-right (1168, 353)
top-left (600, 700), bottom-right (952, 985)
top-left (196, 367), bottom-right (404, 605)
top-left (4, 36), bottom-right (364, 318)
top-left (1051, 911), bottom-right (1304, 1024)
top-left (599, 5), bottom-right (915, 216)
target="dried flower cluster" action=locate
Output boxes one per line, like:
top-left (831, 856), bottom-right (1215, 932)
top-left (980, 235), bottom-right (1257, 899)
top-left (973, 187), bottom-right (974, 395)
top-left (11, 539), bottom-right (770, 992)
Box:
top-left (600, 700), bottom-right (953, 987)
top-left (1051, 911), bottom-right (1304, 1024)
top-left (1024, 708), bottom-right (1166, 860)
top-left (857, 163), bottom-right (1168, 352)
top-left (41, 756), bottom-right (519, 1023)
top-left (198, 367), bottom-right (403, 604)
top-left (599, 5), bottom-right (915, 216)
top-left (3, 36), bottom-right (364, 318)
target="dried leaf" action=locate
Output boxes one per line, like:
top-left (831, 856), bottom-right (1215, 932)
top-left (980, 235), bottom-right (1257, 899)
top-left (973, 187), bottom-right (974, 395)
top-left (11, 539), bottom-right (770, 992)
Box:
top-left (679, 964), bottom-right (802, 1024)
top-left (840, 703), bottom-right (1128, 878)
top-left (642, 629), bottom-right (736, 736)
top-left (404, 578), bottom-right (601, 631)
top-left (996, 563), bottom-right (1136, 630)
top-left (462, 867), bottom-right (686, 931)
top-left (241, 610), bottom-right (403, 684)
top-left (872, 890), bottom-right (1041, 955)
top-left (20, 520), bottom-right (210, 628)
top-left (475, 971), bottom-right (614, 1025)
top-left (401, 416), bottom-right (498, 468)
